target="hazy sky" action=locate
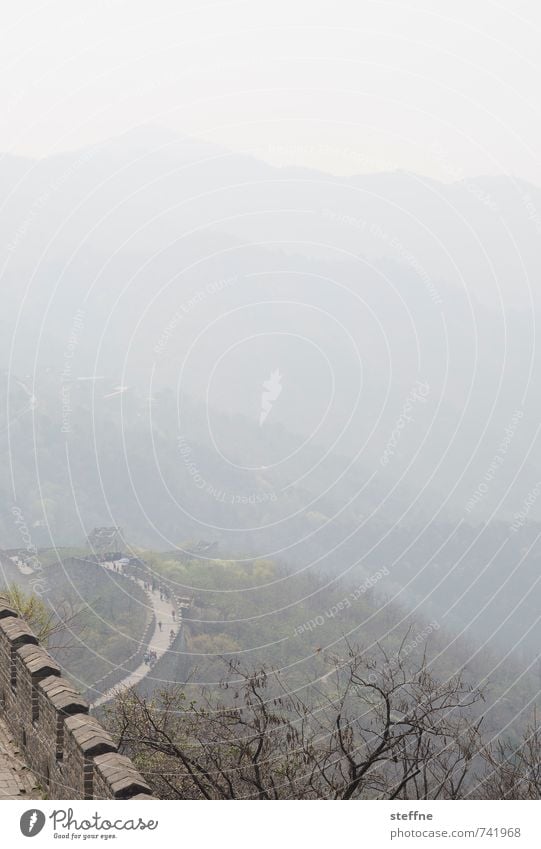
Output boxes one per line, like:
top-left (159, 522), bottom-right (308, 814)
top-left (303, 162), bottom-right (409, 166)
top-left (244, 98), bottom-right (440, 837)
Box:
top-left (2, 0), bottom-right (541, 183)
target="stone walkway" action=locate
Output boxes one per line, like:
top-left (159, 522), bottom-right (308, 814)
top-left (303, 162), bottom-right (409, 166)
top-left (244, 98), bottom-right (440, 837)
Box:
top-left (91, 562), bottom-right (181, 708)
top-left (0, 719), bottom-right (41, 799)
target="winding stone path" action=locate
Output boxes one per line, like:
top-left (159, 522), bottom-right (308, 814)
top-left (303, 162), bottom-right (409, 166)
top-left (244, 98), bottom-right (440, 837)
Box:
top-left (0, 719), bottom-right (41, 799)
top-left (91, 562), bottom-right (181, 709)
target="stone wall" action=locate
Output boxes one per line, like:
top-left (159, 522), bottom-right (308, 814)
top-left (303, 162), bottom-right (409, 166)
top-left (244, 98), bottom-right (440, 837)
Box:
top-left (0, 598), bottom-right (154, 800)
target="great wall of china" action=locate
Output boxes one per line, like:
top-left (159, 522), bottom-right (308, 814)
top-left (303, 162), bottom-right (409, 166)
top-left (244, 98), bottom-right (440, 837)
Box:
top-left (0, 595), bottom-right (154, 800)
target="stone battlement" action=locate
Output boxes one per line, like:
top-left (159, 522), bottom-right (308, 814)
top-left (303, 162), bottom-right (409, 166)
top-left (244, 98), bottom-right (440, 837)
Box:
top-left (0, 597), bottom-right (153, 800)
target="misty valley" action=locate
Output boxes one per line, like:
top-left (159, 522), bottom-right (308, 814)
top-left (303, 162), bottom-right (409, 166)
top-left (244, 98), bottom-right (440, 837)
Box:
top-left (1, 129), bottom-right (541, 800)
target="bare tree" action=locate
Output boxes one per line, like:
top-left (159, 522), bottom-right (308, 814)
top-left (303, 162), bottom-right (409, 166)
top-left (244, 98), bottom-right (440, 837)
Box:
top-left (478, 711), bottom-right (541, 800)
top-left (104, 642), bottom-right (484, 799)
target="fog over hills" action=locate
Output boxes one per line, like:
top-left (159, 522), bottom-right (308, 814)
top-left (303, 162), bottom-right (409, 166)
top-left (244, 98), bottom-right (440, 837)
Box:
top-left (2, 128), bottom-right (541, 662)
